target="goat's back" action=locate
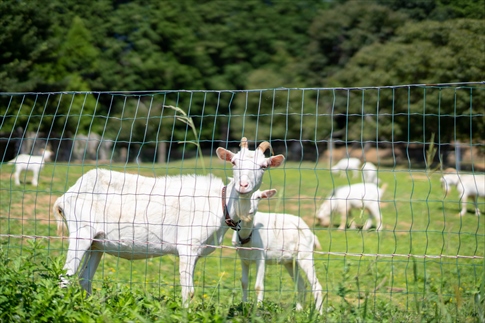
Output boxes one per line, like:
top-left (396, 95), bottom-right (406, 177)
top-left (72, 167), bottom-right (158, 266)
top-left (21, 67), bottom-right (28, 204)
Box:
top-left (8, 154), bottom-right (44, 165)
top-left (235, 212), bottom-right (317, 263)
top-left (55, 169), bottom-right (226, 240)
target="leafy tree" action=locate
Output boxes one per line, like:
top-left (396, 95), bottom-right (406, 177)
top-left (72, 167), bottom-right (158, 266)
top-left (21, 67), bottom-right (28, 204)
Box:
top-left (0, 1), bottom-right (59, 92)
top-left (304, 2), bottom-right (408, 86)
top-left (327, 19), bottom-right (485, 144)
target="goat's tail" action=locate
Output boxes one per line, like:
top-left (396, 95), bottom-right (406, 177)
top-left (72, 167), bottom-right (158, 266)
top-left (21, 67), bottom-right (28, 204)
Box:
top-left (52, 198), bottom-right (67, 237)
top-left (379, 182), bottom-right (388, 196)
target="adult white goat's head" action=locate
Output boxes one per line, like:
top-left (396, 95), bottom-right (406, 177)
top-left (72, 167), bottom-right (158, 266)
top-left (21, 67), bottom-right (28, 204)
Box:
top-left (441, 169), bottom-right (459, 194)
top-left (40, 148), bottom-right (53, 161)
top-left (216, 137), bottom-right (285, 195)
top-left (316, 200), bottom-right (333, 227)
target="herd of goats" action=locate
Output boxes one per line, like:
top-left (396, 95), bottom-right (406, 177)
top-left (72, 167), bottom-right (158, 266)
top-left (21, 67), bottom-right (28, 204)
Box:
top-left (5, 137), bottom-right (485, 312)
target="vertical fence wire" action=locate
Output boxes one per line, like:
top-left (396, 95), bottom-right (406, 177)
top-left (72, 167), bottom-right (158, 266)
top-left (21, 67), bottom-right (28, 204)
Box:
top-left (0, 82), bottom-right (484, 315)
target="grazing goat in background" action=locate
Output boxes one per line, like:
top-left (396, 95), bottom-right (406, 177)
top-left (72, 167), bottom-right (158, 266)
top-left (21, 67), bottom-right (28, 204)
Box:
top-left (317, 182), bottom-right (387, 231)
top-left (361, 162), bottom-right (379, 184)
top-left (53, 138), bottom-right (285, 306)
top-left (8, 149), bottom-right (53, 186)
top-left (331, 157), bottom-right (361, 178)
top-left (441, 173), bottom-right (485, 216)
top-left (232, 189), bottom-right (323, 314)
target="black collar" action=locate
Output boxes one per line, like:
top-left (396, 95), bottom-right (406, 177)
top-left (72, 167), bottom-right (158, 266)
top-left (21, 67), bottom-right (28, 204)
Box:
top-left (238, 232), bottom-right (252, 245)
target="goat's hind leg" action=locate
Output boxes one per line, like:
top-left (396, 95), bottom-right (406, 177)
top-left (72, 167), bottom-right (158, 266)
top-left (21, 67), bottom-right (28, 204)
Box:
top-left (297, 255), bottom-right (323, 314)
top-left (472, 196), bottom-right (481, 216)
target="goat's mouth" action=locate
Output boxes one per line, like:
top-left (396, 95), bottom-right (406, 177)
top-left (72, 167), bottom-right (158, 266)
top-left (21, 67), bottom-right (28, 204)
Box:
top-left (235, 186), bottom-right (255, 195)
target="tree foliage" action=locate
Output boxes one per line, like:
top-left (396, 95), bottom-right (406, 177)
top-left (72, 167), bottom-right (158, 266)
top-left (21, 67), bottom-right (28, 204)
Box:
top-left (0, 0), bottom-right (483, 152)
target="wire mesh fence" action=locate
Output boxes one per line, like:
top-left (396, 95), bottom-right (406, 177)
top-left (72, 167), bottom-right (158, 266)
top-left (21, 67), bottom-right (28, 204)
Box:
top-left (0, 82), bottom-right (484, 317)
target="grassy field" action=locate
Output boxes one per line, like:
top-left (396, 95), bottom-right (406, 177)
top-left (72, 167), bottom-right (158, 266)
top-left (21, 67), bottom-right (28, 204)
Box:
top-left (0, 157), bottom-right (484, 322)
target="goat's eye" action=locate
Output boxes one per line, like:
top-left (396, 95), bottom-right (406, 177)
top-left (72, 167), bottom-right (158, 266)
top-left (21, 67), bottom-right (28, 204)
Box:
top-left (260, 165), bottom-right (267, 170)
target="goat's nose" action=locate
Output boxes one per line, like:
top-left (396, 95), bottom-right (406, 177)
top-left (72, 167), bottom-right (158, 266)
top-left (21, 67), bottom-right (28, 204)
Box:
top-left (240, 181), bottom-right (249, 188)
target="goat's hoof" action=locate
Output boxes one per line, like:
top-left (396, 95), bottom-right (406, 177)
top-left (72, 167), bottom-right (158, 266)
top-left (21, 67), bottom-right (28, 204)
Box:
top-left (59, 274), bottom-right (72, 288)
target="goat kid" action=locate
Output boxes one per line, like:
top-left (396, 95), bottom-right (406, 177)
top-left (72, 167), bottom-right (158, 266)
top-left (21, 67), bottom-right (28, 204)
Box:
top-left (361, 161), bottom-right (379, 184)
top-left (232, 189), bottom-right (323, 314)
top-left (8, 149), bottom-right (53, 186)
top-left (53, 138), bottom-right (285, 306)
top-left (317, 182), bottom-right (387, 231)
top-left (331, 157), bottom-right (361, 178)
top-left (441, 173), bottom-right (485, 216)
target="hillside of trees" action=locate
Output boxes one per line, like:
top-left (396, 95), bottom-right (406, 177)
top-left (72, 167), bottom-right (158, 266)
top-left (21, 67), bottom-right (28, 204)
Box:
top-left (1, 0), bottom-right (483, 162)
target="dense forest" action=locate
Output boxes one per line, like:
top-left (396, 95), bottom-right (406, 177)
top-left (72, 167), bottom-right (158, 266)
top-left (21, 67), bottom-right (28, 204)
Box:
top-left (0, 0), bottom-right (484, 161)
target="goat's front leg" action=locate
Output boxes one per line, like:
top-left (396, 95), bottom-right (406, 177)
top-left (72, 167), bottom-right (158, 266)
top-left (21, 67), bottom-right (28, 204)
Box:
top-left (14, 169), bottom-right (21, 186)
top-left (32, 168), bottom-right (40, 186)
top-left (78, 250), bottom-right (103, 294)
top-left (284, 262), bottom-right (306, 311)
top-left (61, 230), bottom-right (94, 288)
top-left (473, 196), bottom-right (481, 216)
top-left (178, 252), bottom-right (198, 307)
top-left (338, 211), bottom-right (347, 230)
top-left (240, 261), bottom-right (250, 302)
top-left (459, 194), bottom-right (469, 216)
top-left (254, 258), bottom-right (266, 305)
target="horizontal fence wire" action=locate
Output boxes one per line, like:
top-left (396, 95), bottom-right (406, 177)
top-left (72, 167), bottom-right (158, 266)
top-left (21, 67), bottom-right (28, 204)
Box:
top-left (0, 234), bottom-right (483, 260)
top-left (0, 82), bottom-right (484, 317)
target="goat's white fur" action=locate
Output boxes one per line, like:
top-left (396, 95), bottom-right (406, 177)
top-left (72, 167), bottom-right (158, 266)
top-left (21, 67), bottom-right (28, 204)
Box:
top-left (317, 182), bottom-right (387, 231)
top-left (441, 173), bottom-right (485, 216)
top-left (232, 189), bottom-right (323, 313)
top-left (331, 157), bottom-right (361, 178)
top-left (53, 138), bottom-right (285, 306)
top-left (8, 149), bottom-right (53, 186)
top-left (361, 162), bottom-right (379, 184)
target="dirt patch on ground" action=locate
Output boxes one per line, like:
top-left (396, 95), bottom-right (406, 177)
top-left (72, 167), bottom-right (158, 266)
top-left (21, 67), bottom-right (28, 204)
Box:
top-left (7, 193), bottom-right (56, 225)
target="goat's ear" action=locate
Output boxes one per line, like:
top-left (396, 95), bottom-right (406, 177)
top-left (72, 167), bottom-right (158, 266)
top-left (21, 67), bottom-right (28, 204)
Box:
top-left (216, 147), bottom-right (234, 162)
top-left (268, 155), bottom-right (285, 168)
top-left (261, 189), bottom-right (277, 199)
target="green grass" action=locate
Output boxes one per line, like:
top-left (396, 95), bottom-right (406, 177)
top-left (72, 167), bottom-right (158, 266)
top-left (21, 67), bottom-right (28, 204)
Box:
top-left (0, 158), bottom-right (484, 322)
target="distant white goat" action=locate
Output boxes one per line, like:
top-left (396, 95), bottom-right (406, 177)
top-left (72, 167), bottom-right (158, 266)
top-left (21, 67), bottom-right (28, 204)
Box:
top-left (232, 189), bottom-right (323, 313)
top-left (8, 149), bottom-right (53, 186)
top-left (331, 157), bottom-right (361, 178)
top-left (317, 182), bottom-right (387, 231)
top-left (441, 173), bottom-right (485, 216)
top-left (53, 138), bottom-right (285, 306)
top-left (361, 162), bottom-right (378, 184)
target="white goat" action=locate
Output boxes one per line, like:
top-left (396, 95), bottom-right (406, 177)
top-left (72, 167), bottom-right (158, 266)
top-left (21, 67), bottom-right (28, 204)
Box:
top-left (53, 138), bottom-right (285, 305)
top-left (331, 157), bottom-right (361, 178)
top-left (8, 149), bottom-right (53, 186)
top-left (441, 173), bottom-right (485, 216)
top-left (232, 189), bottom-right (323, 313)
top-left (361, 162), bottom-right (378, 184)
top-left (317, 182), bottom-right (387, 231)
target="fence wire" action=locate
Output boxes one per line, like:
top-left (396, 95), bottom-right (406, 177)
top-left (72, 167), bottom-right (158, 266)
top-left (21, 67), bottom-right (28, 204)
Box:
top-left (0, 82), bottom-right (484, 315)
